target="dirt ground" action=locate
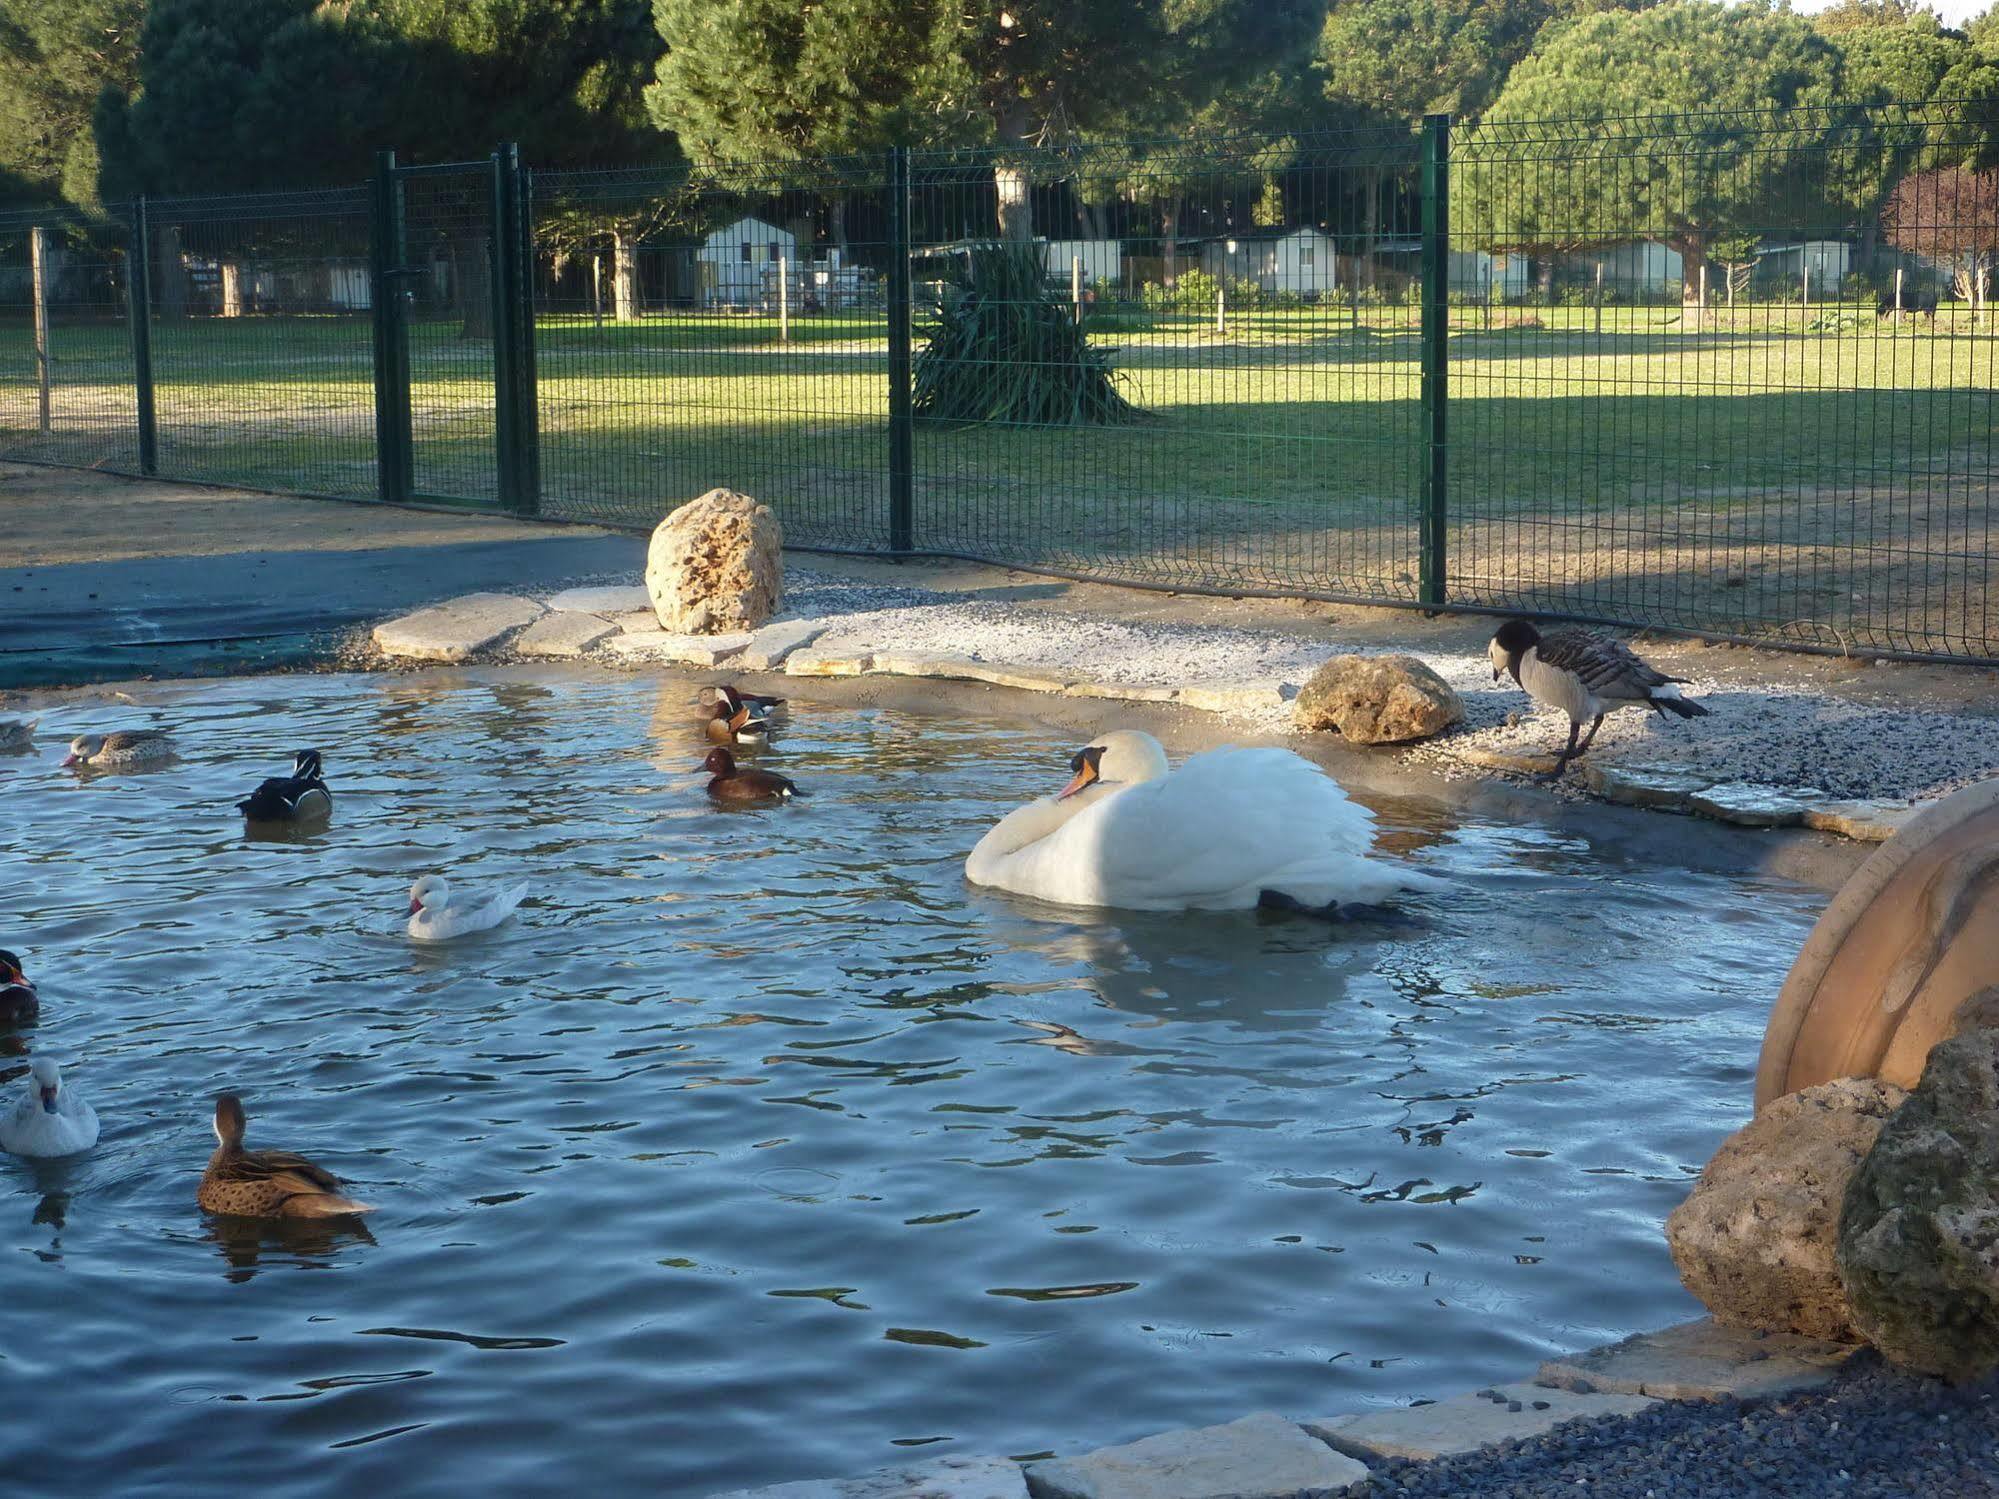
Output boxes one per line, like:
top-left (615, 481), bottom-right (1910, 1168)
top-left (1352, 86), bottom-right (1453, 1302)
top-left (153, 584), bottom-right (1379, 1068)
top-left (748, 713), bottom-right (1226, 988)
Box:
top-left (0, 462), bottom-right (605, 568)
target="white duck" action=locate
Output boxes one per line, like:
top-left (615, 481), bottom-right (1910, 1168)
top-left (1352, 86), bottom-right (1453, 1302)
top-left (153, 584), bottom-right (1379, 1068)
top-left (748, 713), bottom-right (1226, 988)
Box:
top-left (407, 875), bottom-right (529, 942)
top-left (1, 1058), bottom-right (100, 1157)
top-left (966, 729), bottom-right (1440, 913)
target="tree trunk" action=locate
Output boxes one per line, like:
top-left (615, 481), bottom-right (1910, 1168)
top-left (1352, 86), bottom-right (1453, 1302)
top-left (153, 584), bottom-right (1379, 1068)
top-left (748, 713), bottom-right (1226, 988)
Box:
top-left (220, 261), bottom-right (243, 318)
top-left (1674, 237), bottom-right (1709, 307)
top-left (612, 228), bottom-right (639, 323)
top-left (830, 194), bottom-right (850, 259)
top-left (1361, 169), bottom-right (1379, 293)
top-left (456, 235), bottom-right (494, 341)
top-left (995, 161), bottom-right (1033, 241)
top-left (156, 224), bottom-right (187, 319)
top-left (1539, 258), bottom-right (1555, 306)
top-left (1161, 196), bottom-right (1181, 288)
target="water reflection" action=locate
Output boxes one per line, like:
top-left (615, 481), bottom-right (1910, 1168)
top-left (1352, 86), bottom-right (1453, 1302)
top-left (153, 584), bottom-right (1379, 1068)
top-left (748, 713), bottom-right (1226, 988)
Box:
top-left (203, 1214), bottom-right (379, 1281)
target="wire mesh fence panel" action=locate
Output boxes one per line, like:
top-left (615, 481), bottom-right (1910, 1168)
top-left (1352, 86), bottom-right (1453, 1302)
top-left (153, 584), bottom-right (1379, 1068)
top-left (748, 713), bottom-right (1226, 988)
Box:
top-left (142, 188), bottom-right (376, 498)
top-left (903, 131), bottom-right (1429, 599)
top-left (397, 167), bottom-right (505, 505)
top-left (529, 158), bottom-right (895, 547)
top-left (0, 209), bottom-right (138, 472)
top-left (1450, 101), bottom-right (1999, 658)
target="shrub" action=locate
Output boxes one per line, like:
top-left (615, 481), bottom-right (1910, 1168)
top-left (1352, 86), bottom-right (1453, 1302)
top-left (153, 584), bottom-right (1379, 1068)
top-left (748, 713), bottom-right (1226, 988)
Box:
top-left (913, 241), bottom-right (1140, 426)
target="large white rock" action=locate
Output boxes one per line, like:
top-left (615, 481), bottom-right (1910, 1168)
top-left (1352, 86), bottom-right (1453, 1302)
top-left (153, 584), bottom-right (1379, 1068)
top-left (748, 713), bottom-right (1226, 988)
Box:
top-left (514, 611), bottom-right (617, 659)
top-left (645, 487), bottom-right (783, 634)
top-left (1304, 1382), bottom-right (1656, 1463)
top-left (372, 593), bottom-right (544, 662)
top-left (1028, 1412), bottom-right (1367, 1499)
top-left (545, 584), bottom-right (652, 615)
top-left (704, 1454), bottom-right (1027, 1499)
top-left (1536, 1316), bottom-right (1856, 1402)
top-left (1293, 654), bottom-right (1463, 744)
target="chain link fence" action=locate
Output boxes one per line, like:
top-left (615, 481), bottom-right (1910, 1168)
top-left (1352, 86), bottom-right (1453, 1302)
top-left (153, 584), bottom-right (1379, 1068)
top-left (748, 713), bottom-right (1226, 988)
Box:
top-left (1, 102), bottom-right (1993, 661)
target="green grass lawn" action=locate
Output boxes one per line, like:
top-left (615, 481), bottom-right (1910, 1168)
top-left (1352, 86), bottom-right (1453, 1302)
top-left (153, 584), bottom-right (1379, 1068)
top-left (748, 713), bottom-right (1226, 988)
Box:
top-left (2, 303), bottom-right (1993, 652)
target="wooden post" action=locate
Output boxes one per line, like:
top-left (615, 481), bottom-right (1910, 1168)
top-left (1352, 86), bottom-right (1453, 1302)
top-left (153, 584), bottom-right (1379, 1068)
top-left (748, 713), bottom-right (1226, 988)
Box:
top-left (1802, 261), bottom-right (1811, 326)
top-left (30, 225), bottom-right (51, 434)
top-left (778, 253), bottom-right (790, 342)
top-left (1593, 261), bottom-right (1604, 337)
top-left (591, 249), bottom-right (603, 329)
top-left (1072, 254), bottom-right (1083, 325)
top-left (1894, 265), bottom-right (1904, 320)
top-left (220, 261), bottom-right (243, 317)
top-left (1216, 281), bottom-right (1225, 335)
top-left (1695, 263), bottom-right (1707, 334)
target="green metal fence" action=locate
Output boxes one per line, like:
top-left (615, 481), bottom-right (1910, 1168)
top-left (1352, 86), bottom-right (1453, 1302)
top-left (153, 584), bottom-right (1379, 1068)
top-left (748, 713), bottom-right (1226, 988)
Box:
top-left (1, 101), bottom-right (1994, 661)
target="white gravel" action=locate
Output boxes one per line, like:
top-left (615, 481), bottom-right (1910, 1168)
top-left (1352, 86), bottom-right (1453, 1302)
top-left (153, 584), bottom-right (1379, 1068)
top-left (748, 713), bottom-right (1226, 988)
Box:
top-left (775, 566), bottom-right (1999, 805)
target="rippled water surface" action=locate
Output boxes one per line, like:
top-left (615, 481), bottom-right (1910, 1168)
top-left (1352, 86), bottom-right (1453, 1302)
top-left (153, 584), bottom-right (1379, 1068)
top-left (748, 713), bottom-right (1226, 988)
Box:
top-left (1, 671), bottom-right (1826, 1495)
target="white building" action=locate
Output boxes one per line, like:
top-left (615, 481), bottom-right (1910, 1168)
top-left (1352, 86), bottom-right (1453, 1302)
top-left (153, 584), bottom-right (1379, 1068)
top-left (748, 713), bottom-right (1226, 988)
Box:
top-left (696, 215), bottom-right (802, 307)
top-left (1201, 228), bottom-right (1339, 296)
top-left (1042, 239), bottom-right (1122, 286)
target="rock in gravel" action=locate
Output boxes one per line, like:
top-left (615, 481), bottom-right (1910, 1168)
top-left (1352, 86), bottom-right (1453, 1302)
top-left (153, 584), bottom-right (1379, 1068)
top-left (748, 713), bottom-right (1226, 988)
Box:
top-left (1667, 1077), bottom-right (1906, 1341)
top-left (372, 592), bottom-right (544, 662)
top-left (706, 1453), bottom-right (1027, 1499)
top-left (513, 610), bottom-right (617, 659)
top-left (1029, 1412), bottom-right (1367, 1499)
top-left (1839, 1028), bottom-right (1999, 1383)
top-left (1294, 654), bottom-right (1464, 744)
top-left (645, 487), bottom-right (783, 634)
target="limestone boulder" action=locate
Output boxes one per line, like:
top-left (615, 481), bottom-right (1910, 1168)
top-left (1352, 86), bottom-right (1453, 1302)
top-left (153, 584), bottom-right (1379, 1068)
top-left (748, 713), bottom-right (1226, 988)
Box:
top-left (1294, 655), bottom-right (1463, 744)
top-left (1666, 1077), bottom-right (1906, 1342)
top-left (1838, 1027), bottom-right (1999, 1382)
top-left (644, 488), bottom-right (783, 634)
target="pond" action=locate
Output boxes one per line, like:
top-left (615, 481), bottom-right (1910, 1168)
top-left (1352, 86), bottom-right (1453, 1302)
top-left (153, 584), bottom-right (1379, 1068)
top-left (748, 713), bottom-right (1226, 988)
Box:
top-left (0, 671), bottom-right (1823, 1495)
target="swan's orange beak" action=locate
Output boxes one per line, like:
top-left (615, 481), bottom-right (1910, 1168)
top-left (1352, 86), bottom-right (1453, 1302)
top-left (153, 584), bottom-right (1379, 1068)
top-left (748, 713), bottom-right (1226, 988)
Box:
top-left (1057, 759), bottom-right (1098, 800)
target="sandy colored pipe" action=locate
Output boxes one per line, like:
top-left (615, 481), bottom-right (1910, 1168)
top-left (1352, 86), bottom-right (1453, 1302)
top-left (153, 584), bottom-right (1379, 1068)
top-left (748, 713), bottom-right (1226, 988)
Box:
top-left (1756, 777), bottom-right (1999, 1110)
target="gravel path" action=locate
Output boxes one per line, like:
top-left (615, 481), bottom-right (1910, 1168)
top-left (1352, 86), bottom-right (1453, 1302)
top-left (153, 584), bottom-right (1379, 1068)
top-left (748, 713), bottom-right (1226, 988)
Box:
top-left (777, 566), bottom-right (1999, 804)
top-left (1349, 1353), bottom-right (1999, 1499)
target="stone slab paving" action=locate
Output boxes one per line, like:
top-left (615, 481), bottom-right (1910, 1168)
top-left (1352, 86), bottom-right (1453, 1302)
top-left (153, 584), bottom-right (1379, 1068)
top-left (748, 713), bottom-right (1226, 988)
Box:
top-left (1303, 1381), bottom-right (1658, 1462)
top-left (1801, 798), bottom-right (1918, 841)
top-left (545, 584), bottom-right (652, 615)
top-left (1584, 764), bottom-right (1721, 811)
top-left (1026, 1412), bottom-right (1369, 1499)
top-left (709, 1454), bottom-right (1028, 1499)
top-left (869, 652), bottom-right (1073, 693)
top-left (1685, 782), bottom-right (1816, 828)
top-left (1535, 1316), bottom-right (1858, 1402)
top-left (513, 611), bottom-right (617, 659)
top-left (611, 609), bottom-right (664, 635)
top-left (1175, 681), bottom-right (1295, 716)
top-left (740, 620), bottom-right (827, 672)
top-left (786, 646), bottom-right (875, 677)
top-left (602, 631), bottom-right (752, 667)
top-left (372, 592), bottom-right (544, 663)
top-left (1062, 682), bottom-right (1181, 704)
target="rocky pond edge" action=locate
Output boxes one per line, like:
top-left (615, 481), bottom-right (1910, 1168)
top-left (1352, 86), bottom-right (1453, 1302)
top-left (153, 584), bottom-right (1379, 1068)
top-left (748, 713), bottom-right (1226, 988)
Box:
top-left (362, 570), bottom-right (1959, 845)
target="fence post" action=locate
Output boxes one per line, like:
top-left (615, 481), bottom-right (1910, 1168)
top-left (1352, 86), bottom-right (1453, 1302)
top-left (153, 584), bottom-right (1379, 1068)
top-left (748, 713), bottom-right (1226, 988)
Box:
top-left (126, 198), bottom-right (158, 475)
top-left (1418, 113), bottom-right (1451, 611)
top-left (779, 253), bottom-right (790, 342)
top-left (30, 226), bottom-right (51, 434)
top-left (488, 141), bottom-right (539, 515)
top-left (369, 150), bottom-right (413, 505)
top-left (886, 146), bottom-right (914, 554)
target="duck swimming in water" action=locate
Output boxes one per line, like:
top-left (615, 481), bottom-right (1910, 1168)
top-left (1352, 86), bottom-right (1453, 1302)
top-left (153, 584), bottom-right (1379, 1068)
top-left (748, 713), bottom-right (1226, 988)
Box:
top-left (406, 874), bottom-right (528, 942)
top-left (702, 685), bottom-right (786, 720)
top-left (237, 749), bottom-right (332, 823)
top-left (705, 701), bottom-right (771, 746)
top-left (198, 1094), bottom-right (374, 1218)
top-left (1, 1058), bottom-right (99, 1157)
top-left (0, 950), bottom-right (39, 1026)
top-left (703, 747), bottom-right (798, 803)
top-left (63, 730), bottom-right (174, 768)
top-left (0, 718), bottom-right (36, 753)
top-left (966, 729), bottom-right (1439, 914)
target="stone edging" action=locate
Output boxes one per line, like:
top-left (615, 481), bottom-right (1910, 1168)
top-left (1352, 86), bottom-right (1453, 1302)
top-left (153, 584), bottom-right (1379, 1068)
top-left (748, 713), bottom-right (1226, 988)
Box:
top-left (699, 1317), bottom-right (1858, 1499)
top-left (365, 591), bottom-right (1921, 843)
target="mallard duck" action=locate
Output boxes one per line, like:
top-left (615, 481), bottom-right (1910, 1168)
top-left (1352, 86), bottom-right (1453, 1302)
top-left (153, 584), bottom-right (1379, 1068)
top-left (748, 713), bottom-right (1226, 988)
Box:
top-left (0, 950), bottom-right (39, 1026)
top-left (705, 701), bottom-right (771, 746)
top-left (407, 874), bottom-right (528, 942)
top-left (237, 749), bottom-right (332, 823)
top-left (63, 730), bottom-right (174, 768)
top-left (198, 1094), bottom-right (373, 1218)
top-left (966, 729), bottom-right (1440, 913)
top-left (0, 718), bottom-right (36, 753)
top-left (703, 747), bottom-right (799, 803)
top-left (1488, 620), bottom-right (1710, 780)
top-left (0, 1058), bottom-right (99, 1157)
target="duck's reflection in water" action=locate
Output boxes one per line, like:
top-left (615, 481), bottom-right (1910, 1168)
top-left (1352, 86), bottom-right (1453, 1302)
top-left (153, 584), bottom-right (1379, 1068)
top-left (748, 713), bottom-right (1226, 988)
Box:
top-left (204, 1214), bottom-right (378, 1282)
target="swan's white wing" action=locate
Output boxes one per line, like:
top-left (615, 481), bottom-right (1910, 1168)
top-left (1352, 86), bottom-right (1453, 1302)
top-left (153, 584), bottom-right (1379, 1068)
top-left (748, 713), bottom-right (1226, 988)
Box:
top-left (1086, 748), bottom-right (1436, 910)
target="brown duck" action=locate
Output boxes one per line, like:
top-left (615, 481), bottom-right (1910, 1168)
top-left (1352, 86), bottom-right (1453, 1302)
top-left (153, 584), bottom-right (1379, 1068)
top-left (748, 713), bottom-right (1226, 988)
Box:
top-left (0, 950), bottom-right (38, 1026)
top-left (198, 1094), bottom-right (375, 1219)
top-left (705, 701), bottom-right (771, 746)
top-left (703, 748), bottom-right (799, 803)
top-left (703, 685), bottom-right (786, 719)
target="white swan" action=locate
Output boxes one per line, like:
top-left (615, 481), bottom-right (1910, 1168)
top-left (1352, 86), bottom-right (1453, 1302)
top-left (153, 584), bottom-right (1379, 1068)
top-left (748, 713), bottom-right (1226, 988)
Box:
top-left (407, 875), bottom-right (529, 942)
top-left (966, 729), bottom-right (1440, 913)
top-left (1, 1058), bottom-right (100, 1157)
